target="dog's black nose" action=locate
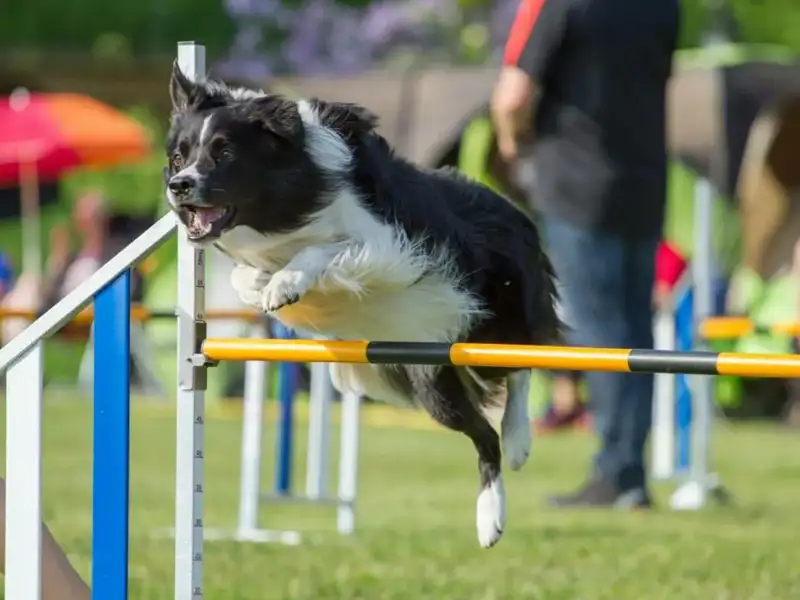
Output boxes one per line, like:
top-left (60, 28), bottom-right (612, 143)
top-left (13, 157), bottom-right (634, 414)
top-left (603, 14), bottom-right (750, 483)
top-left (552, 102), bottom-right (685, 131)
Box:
top-left (168, 174), bottom-right (196, 195)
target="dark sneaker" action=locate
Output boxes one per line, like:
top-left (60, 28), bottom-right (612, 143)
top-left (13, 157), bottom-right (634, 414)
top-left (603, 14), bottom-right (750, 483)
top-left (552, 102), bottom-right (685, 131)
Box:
top-left (547, 478), bottom-right (653, 509)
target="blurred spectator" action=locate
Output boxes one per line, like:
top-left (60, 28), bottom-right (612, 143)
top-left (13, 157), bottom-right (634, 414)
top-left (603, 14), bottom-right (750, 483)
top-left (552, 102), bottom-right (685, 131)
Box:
top-left (42, 191), bottom-right (107, 308)
top-left (1, 190), bottom-right (108, 343)
top-left (492, 0), bottom-right (680, 507)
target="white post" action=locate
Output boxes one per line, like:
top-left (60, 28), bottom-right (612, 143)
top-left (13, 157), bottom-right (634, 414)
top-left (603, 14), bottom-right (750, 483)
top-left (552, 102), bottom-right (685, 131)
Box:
top-left (672, 177), bottom-right (716, 510)
top-left (336, 392), bottom-right (361, 535)
top-left (690, 177), bottom-right (715, 505)
top-left (651, 307), bottom-right (676, 480)
top-left (4, 341), bottom-right (44, 600)
top-left (306, 361), bottom-right (334, 499)
top-left (174, 41), bottom-right (207, 600)
top-left (236, 322), bottom-right (269, 535)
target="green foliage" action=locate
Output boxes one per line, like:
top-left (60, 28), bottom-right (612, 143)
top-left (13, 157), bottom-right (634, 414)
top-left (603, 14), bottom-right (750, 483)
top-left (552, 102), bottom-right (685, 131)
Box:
top-left (680, 0), bottom-right (800, 51)
top-left (3, 0), bottom-right (800, 60)
top-left (0, 0), bottom-right (236, 57)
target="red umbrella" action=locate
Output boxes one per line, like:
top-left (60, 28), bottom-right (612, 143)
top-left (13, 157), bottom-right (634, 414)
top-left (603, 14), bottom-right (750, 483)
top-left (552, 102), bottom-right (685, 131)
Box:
top-left (0, 89), bottom-right (151, 274)
top-left (0, 90), bottom-right (150, 183)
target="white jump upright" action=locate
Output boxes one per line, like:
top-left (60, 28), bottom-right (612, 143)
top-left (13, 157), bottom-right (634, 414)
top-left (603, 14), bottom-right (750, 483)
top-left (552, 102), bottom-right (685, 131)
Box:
top-left (337, 392), bottom-right (361, 534)
top-left (648, 176), bottom-right (732, 509)
top-left (173, 41), bottom-right (211, 600)
top-left (306, 358), bottom-right (334, 499)
top-left (651, 303), bottom-right (677, 481)
top-left (4, 342), bottom-right (44, 600)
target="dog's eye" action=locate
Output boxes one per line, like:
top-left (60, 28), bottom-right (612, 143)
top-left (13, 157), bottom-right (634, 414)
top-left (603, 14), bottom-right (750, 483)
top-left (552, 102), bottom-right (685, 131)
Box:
top-left (172, 152), bottom-right (184, 168)
top-left (209, 137), bottom-right (231, 162)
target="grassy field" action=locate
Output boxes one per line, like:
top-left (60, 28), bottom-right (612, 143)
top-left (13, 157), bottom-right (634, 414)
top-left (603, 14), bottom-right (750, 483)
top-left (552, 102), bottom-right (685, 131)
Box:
top-left (1, 397), bottom-right (800, 599)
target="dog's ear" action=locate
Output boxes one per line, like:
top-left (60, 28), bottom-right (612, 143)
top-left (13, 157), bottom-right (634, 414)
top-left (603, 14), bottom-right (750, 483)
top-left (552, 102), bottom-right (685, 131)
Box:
top-left (170, 61), bottom-right (233, 113)
top-left (309, 100), bottom-right (379, 141)
top-left (170, 60), bottom-right (198, 112)
top-left (244, 96), bottom-right (305, 144)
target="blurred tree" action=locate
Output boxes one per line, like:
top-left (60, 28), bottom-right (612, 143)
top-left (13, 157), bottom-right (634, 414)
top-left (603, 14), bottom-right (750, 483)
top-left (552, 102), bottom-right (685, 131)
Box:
top-left (0, 0), bottom-right (799, 74)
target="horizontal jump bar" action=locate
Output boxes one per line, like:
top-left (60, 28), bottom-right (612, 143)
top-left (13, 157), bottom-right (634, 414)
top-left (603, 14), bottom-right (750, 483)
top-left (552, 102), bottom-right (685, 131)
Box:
top-left (0, 307), bottom-right (263, 324)
top-left (700, 317), bottom-right (800, 340)
top-left (202, 338), bottom-right (800, 378)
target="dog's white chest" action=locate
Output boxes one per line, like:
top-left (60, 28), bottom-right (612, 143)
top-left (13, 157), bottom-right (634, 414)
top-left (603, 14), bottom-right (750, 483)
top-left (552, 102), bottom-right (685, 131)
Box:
top-left (215, 225), bottom-right (290, 271)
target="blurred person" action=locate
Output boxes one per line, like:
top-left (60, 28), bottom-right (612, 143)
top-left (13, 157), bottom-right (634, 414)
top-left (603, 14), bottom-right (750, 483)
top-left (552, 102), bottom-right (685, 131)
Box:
top-left (492, 0), bottom-right (680, 507)
top-left (40, 191), bottom-right (108, 308)
top-left (1, 191), bottom-right (108, 343)
top-left (0, 476), bottom-right (91, 600)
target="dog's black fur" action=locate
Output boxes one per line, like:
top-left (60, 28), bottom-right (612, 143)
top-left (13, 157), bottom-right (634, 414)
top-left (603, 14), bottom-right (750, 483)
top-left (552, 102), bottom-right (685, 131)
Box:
top-left (165, 62), bottom-right (561, 547)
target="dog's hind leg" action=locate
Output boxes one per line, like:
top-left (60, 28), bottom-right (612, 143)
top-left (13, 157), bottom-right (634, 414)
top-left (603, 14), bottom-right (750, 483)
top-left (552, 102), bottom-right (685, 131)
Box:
top-left (410, 366), bottom-right (505, 549)
top-left (501, 369), bottom-right (532, 471)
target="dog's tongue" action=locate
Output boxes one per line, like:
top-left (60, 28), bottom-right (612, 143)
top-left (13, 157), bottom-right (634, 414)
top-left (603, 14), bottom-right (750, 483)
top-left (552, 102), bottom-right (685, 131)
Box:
top-left (194, 207), bottom-right (226, 228)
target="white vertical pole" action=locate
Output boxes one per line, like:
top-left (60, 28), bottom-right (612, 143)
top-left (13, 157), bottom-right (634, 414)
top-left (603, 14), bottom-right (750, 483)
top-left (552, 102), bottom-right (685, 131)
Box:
top-left (688, 177), bottom-right (715, 508)
top-left (5, 341), bottom-right (44, 600)
top-left (236, 322), bottom-right (269, 535)
top-left (336, 392), bottom-right (361, 535)
top-left (651, 308), bottom-right (676, 480)
top-left (305, 360), bottom-right (333, 499)
top-left (174, 41), bottom-right (206, 600)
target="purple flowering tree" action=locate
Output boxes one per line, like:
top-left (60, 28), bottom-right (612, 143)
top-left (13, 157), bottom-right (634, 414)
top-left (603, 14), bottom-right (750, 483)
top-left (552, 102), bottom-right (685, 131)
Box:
top-left (217, 0), bottom-right (521, 79)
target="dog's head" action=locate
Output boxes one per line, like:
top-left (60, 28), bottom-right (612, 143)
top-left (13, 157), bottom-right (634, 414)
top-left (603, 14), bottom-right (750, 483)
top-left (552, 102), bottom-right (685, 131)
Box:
top-left (165, 62), bottom-right (380, 244)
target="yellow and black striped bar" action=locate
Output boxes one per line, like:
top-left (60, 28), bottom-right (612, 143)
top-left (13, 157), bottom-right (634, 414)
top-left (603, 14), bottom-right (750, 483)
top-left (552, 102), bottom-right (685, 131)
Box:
top-left (700, 317), bottom-right (800, 340)
top-left (202, 338), bottom-right (800, 379)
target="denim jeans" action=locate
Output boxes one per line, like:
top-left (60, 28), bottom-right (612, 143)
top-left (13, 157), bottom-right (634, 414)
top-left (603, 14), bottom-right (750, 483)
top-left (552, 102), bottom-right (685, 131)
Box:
top-left (541, 215), bottom-right (658, 491)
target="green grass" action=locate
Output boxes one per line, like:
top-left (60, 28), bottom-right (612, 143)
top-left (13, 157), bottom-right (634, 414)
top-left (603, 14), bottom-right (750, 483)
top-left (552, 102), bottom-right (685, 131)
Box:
top-left (2, 397), bottom-right (800, 599)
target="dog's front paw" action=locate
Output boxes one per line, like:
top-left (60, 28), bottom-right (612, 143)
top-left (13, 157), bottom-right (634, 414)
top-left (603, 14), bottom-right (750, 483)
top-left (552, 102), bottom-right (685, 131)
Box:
top-left (260, 270), bottom-right (311, 313)
top-left (230, 265), bottom-right (271, 307)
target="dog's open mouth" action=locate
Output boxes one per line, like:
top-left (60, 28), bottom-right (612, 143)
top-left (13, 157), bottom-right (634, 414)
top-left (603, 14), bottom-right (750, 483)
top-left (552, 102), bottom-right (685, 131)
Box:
top-left (179, 205), bottom-right (234, 240)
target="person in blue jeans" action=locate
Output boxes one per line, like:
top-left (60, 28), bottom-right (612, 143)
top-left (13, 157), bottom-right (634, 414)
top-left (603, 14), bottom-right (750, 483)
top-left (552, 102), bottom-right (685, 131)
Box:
top-left (491, 0), bottom-right (680, 506)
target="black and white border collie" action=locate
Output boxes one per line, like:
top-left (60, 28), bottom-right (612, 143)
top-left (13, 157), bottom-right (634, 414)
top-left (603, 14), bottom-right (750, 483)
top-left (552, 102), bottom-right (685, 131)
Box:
top-left (165, 62), bottom-right (561, 548)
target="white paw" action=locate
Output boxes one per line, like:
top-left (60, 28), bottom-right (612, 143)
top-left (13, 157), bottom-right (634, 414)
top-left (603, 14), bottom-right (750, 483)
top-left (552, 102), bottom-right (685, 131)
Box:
top-left (476, 476), bottom-right (506, 548)
top-left (502, 419), bottom-right (532, 471)
top-left (230, 265), bottom-right (271, 307)
top-left (260, 270), bottom-right (311, 313)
